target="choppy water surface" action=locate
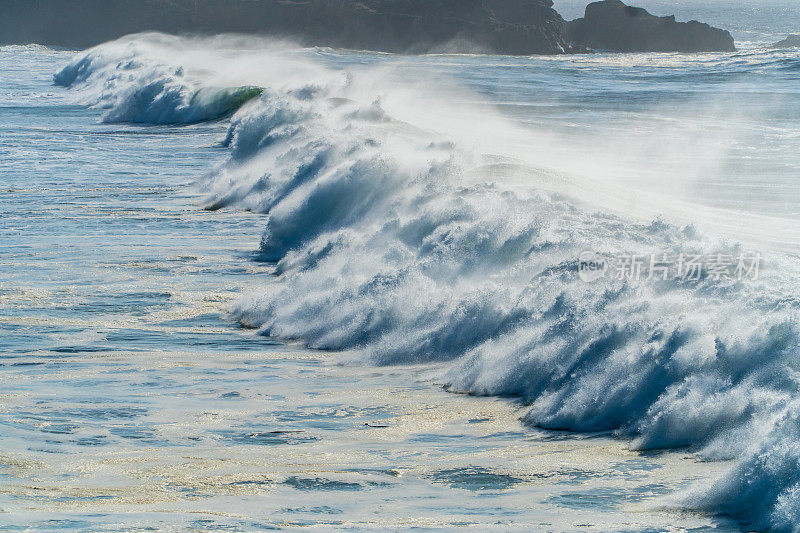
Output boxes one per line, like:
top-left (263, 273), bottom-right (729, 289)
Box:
top-left (3, 17), bottom-right (800, 530)
top-left (0, 45), bottom-right (737, 532)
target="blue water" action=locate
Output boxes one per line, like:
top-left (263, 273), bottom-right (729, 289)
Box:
top-left (3, 5), bottom-right (800, 530)
top-left (3, 44), bottom-right (725, 533)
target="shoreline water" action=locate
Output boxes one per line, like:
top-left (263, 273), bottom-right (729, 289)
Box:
top-left (2, 343), bottom-right (739, 531)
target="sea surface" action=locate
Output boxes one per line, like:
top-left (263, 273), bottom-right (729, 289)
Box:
top-left (2, 2), bottom-right (800, 530)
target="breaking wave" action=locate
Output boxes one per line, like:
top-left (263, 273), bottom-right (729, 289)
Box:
top-left (57, 33), bottom-right (800, 531)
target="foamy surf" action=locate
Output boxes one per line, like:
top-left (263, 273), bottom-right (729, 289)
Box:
top-left (54, 33), bottom-right (800, 531)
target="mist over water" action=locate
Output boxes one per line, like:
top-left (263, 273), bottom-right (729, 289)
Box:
top-left (50, 32), bottom-right (800, 251)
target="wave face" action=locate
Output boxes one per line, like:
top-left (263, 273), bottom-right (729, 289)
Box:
top-left (53, 34), bottom-right (289, 123)
top-left (57, 34), bottom-right (800, 531)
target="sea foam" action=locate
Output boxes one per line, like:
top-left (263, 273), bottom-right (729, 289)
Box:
top-left (56, 34), bottom-right (800, 531)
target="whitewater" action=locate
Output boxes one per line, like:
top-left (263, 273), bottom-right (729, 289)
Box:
top-left (3, 3), bottom-right (800, 530)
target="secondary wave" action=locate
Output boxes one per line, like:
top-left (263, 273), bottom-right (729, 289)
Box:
top-left (57, 34), bottom-right (800, 531)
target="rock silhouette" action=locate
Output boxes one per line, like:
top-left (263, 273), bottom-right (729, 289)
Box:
top-left (567, 0), bottom-right (736, 52)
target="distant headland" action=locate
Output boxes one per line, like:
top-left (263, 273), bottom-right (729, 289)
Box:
top-left (0, 0), bottom-right (736, 54)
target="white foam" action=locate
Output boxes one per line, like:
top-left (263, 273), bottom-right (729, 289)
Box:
top-left (57, 34), bottom-right (800, 530)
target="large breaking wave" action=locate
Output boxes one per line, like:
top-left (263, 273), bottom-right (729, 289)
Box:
top-left (57, 33), bottom-right (800, 531)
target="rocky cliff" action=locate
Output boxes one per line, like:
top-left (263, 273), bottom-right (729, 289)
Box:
top-left (566, 0), bottom-right (735, 52)
top-left (0, 0), bottom-right (737, 54)
top-left (0, 0), bottom-right (575, 54)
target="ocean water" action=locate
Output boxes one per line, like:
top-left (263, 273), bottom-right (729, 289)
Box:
top-left (2, 4), bottom-right (800, 531)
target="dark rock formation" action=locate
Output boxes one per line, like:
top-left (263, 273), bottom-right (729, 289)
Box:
top-left (771, 34), bottom-right (800, 49)
top-left (0, 0), bottom-right (576, 54)
top-left (566, 0), bottom-right (736, 52)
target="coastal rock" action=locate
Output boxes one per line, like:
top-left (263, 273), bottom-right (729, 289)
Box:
top-left (771, 34), bottom-right (800, 49)
top-left (566, 0), bottom-right (736, 52)
top-left (0, 0), bottom-right (575, 54)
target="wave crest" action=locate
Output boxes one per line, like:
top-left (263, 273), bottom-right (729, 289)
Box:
top-left (59, 34), bottom-right (800, 531)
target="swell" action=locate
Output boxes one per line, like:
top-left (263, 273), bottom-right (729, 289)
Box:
top-left (57, 34), bottom-right (800, 531)
top-left (53, 34), bottom-right (269, 123)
